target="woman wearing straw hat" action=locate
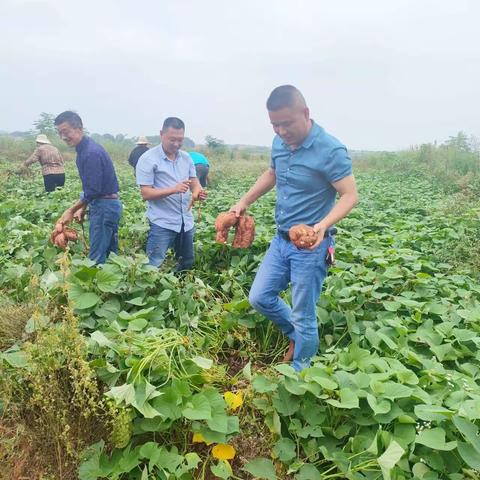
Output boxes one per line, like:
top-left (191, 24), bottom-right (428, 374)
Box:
top-left (24, 133), bottom-right (65, 192)
top-left (128, 136), bottom-right (151, 172)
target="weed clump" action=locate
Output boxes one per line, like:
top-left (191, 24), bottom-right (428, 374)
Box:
top-left (1, 309), bottom-right (116, 479)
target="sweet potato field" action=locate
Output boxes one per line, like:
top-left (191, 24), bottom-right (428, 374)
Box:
top-left (1, 152), bottom-right (480, 480)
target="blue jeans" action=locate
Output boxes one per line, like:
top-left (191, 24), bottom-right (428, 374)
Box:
top-left (88, 199), bottom-right (122, 264)
top-left (146, 222), bottom-right (195, 271)
top-left (249, 234), bottom-right (331, 371)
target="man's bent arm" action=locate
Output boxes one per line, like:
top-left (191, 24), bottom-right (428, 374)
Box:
top-left (314, 175), bottom-right (358, 231)
top-left (231, 168), bottom-right (276, 215)
top-left (140, 185), bottom-right (177, 201)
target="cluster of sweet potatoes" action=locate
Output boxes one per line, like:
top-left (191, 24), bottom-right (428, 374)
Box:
top-left (288, 224), bottom-right (318, 248)
top-left (50, 221), bottom-right (79, 250)
top-left (214, 212), bottom-right (255, 248)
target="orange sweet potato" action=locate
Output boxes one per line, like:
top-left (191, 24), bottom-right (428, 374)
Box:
top-left (215, 212), bottom-right (238, 244)
top-left (288, 224), bottom-right (318, 249)
top-left (64, 227), bottom-right (78, 241)
top-left (232, 215), bottom-right (255, 248)
top-left (54, 232), bottom-right (68, 249)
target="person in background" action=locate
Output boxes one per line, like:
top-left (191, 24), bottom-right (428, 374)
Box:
top-left (188, 150), bottom-right (210, 187)
top-left (136, 117), bottom-right (207, 270)
top-left (230, 85), bottom-right (358, 371)
top-left (128, 136), bottom-right (150, 172)
top-left (54, 111), bottom-right (122, 264)
top-left (24, 134), bottom-right (65, 192)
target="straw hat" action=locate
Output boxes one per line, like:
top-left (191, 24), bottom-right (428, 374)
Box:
top-left (36, 134), bottom-right (51, 144)
top-left (136, 136), bottom-right (150, 145)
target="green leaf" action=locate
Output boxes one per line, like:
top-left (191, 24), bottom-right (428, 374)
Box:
top-left (106, 383), bottom-right (136, 405)
top-left (414, 404), bottom-right (453, 422)
top-left (273, 437), bottom-right (296, 462)
top-left (72, 292), bottom-right (100, 310)
top-left (127, 318), bottom-right (148, 331)
top-left (452, 416), bottom-right (480, 453)
top-left (274, 363), bottom-right (298, 379)
top-left (377, 441), bottom-right (405, 480)
top-left (182, 393), bottom-right (212, 420)
top-left (382, 301), bottom-right (401, 311)
top-left (382, 382), bottom-right (413, 400)
top-left (253, 375), bottom-right (278, 393)
top-left (304, 367), bottom-right (338, 390)
top-left (78, 441), bottom-right (105, 480)
top-left (415, 428), bottom-right (457, 450)
top-left (457, 442), bottom-right (480, 470)
top-left (295, 464), bottom-right (321, 480)
top-left (243, 458), bottom-right (277, 480)
top-left (158, 289), bottom-right (172, 302)
top-left (211, 460), bottom-right (233, 479)
top-left (90, 330), bottom-right (114, 348)
top-left (367, 394), bottom-right (391, 415)
top-left (272, 385), bottom-right (301, 415)
top-left (96, 269), bottom-right (122, 293)
top-left (326, 388), bottom-right (359, 409)
top-left (126, 296), bottom-right (146, 306)
top-left (1, 349), bottom-right (28, 368)
top-left (191, 356), bottom-right (213, 369)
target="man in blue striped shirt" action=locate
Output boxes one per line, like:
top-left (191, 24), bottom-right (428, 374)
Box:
top-left (55, 111), bottom-right (122, 264)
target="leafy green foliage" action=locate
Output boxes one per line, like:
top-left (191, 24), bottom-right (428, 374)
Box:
top-left (1, 143), bottom-right (480, 479)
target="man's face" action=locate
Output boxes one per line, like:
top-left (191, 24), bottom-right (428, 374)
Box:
top-left (161, 127), bottom-right (184, 156)
top-left (268, 106), bottom-right (310, 149)
top-left (56, 122), bottom-right (83, 147)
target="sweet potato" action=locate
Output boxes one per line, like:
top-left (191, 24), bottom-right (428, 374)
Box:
top-left (214, 212), bottom-right (238, 244)
top-left (232, 215), bottom-right (255, 248)
top-left (288, 224), bottom-right (318, 249)
top-left (50, 220), bottom-right (78, 249)
top-left (54, 232), bottom-right (68, 249)
top-left (214, 212), bottom-right (255, 248)
top-left (64, 227), bottom-right (78, 241)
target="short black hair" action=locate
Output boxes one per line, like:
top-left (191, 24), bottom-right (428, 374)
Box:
top-left (266, 85), bottom-right (306, 111)
top-left (54, 111), bottom-right (83, 129)
top-left (162, 117), bottom-right (185, 131)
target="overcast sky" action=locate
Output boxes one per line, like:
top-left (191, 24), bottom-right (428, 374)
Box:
top-left (0, 0), bottom-right (478, 150)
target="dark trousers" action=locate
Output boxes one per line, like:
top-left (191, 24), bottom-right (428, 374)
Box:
top-left (43, 173), bottom-right (65, 192)
top-left (195, 164), bottom-right (209, 187)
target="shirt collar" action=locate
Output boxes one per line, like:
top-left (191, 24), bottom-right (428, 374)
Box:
top-left (160, 145), bottom-right (180, 162)
top-left (75, 135), bottom-right (88, 154)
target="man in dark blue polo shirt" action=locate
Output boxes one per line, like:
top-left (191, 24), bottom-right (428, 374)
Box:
top-left (230, 85), bottom-right (359, 371)
top-left (55, 111), bottom-right (122, 264)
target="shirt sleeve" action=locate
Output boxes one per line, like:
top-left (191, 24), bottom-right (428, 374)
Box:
top-left (25, 148), bottom-right (40, 166)
top-left (188, 156), bottom-right (197, 178)
top-left (136, 155), bottom-right (155, 186)
top-left (324, 147), bottom-right (353, 184)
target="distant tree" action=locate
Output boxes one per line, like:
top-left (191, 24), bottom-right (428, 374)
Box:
top-left (103, 133), bottom-right (115, 142)
top-left (444, 131), bottom-right (472, 153)
top-left (205, 135), bottom-right (225, 149)
top-left (33, 112), bottom-right (56, 136)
